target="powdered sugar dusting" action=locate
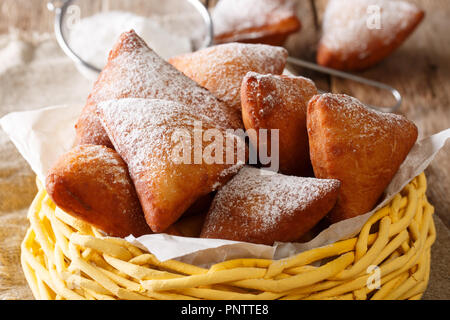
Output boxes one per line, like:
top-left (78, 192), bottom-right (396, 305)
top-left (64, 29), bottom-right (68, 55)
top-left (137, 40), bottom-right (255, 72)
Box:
top-left (212, 0), bottom-right (297, 36)
top-left (96, 98), bottom-right (244, 185)
top-left (170, 42), bottom-right (288, 111)
top-left (321, 0), bottom-right (421, 59)
top-left (206, 166), bottom-right (340, 235)
top-left (316, 93), bottom-right (407, 136)
top-left (244, 72), bottom-right (317, 124)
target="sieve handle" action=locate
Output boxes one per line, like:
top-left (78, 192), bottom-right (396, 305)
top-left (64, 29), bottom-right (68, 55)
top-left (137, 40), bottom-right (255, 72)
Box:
top-left (287, 56), bottom-right (402, 113)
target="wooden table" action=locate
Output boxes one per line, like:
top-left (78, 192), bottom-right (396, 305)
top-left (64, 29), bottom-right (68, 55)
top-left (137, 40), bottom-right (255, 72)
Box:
top-left (0, 0), bottom-right (449, 299)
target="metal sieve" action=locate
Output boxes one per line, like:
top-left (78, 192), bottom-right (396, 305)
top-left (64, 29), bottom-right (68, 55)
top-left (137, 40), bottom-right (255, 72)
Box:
top-left (47, 0), bottom-right (213, 78)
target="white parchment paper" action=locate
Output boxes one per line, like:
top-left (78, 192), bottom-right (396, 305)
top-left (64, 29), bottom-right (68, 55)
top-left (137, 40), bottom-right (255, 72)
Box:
top-left (1, 104), bottom-right (449, 267)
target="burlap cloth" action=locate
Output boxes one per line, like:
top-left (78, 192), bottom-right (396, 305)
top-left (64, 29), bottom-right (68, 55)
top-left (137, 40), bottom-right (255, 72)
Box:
top-left (0, 31), bottom-right (448, 300)
top-left (0, 31), bottom-right (92, 299)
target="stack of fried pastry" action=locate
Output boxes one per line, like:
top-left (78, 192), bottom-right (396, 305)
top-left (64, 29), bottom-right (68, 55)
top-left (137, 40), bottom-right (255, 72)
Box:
top-left (46, 30), bottom-right (418, 245)
top-left (317, 0), bottom-right (425, 71)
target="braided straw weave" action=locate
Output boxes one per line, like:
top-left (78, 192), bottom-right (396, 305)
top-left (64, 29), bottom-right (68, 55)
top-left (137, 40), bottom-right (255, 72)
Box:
top-left (20, 173), bottom-right (435, 300)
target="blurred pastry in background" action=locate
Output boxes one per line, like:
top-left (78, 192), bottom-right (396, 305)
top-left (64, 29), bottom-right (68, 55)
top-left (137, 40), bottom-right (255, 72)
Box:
top-left (317, 0), bottom-right (424, 71)
top-left (212, 0), bottom-right (301, 46)
top-left (241, 72), bottom-right (317, 176)
top-left (307, 94), bottom-right (418, 223)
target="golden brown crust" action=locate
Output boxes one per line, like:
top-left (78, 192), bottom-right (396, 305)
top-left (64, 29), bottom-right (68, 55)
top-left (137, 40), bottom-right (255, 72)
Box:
top-left (241, 73), bottom-right (317, 176)
top-left (168, 43), bottom-right (288, 113)
top-left (45, 145), bottom-right (151, 237)
top-left (307, 94), bottom-right (418, 223)
top-left (200, 167), bottom-right (341, 245)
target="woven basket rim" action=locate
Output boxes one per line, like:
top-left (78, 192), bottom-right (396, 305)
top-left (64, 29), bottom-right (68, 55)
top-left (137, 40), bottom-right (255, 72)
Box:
top-left (20, 173), bottom-right (436, 300)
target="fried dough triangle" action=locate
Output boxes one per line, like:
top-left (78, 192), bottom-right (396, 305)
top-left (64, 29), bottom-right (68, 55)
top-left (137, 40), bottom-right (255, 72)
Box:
top-left (96, 98), bottom-right (246, 232)
top-left (307, 94), bottom-right (418, 223)
top-left (200, 166), bottom-right (340, 245)
top-left (212, 0), bottom-right (301, 45)
top-left (46, 145), bottom-right (151, 237)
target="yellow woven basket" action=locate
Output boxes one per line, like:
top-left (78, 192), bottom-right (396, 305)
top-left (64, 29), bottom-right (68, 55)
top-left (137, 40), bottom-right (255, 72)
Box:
top-left (20, 173), bottom-right (436, 300)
